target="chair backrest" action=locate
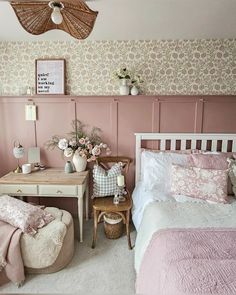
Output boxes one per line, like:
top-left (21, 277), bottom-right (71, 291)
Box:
top-left (96, 156), bottom-right (132, 176)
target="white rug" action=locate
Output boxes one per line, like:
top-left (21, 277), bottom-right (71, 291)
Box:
top-left (0, 220), bottom-right (136, 294)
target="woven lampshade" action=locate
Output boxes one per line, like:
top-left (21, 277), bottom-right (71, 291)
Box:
top-left (10, 0), bottom-right (98, 40)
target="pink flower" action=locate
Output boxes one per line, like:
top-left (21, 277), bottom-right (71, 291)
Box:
top-left (69, 139), bottom-right (77, 147)
top-left (90, 155), bottom-right (97, 161)
top-left (79, 138), bottom-right (86, 145)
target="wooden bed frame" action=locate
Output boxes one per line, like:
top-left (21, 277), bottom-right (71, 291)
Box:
top-left (135, 133), bottom-right (236, 183)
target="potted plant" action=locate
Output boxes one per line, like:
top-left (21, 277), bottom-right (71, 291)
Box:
top-left (114, 68), bottom-right (131, 95)
top-left (45, 120), bottom-right (111, 172)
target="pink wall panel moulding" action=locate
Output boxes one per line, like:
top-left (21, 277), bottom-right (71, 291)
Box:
top-left (0, 95), bottom-right (236, 215)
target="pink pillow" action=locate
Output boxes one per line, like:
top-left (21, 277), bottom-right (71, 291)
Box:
top-left (189, 154), bottom-right (228, 170)
top-left (0, 195), bottom-right (54, 236)
top-left (189, 153), bottom-right (233, 195)
top-left (171, 164), bottom-right (228, 204)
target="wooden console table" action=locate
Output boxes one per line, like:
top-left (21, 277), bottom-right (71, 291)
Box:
top-left (0, 168), bottom-right (89, 242)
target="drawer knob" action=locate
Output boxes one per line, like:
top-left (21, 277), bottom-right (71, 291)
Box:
top-left (17, 189), bottom-right (22, 193)
top-left (57, 190), bottom-right (62, 194)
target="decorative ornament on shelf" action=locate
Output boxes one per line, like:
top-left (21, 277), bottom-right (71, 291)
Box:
top-left (114, 68), bottom-right (144, 96)
top-left (10, 0), bottom-right (98, 40)
top-left (45, 120), bottom-right (111, 172)
top-left (114, 68), bottom-right (131, 95)
top-left (131, 75), bottom-right (144, 96)
top-left (13, 140), bottom-right (25, 173)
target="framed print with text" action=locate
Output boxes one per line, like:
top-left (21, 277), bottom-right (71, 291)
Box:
top-left (36, 59), bottom-right (66, 95)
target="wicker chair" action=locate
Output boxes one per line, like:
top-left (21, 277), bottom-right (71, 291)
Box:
top-left (92, 156), bottom-right (133, 249)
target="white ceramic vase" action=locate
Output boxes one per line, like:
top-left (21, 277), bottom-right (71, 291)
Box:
top-left (72, 153), bottom-right (87, 172)
top-left (131, 85), bottom-right (139, 95)
top-left (119, 79), bottom-right (130, 95)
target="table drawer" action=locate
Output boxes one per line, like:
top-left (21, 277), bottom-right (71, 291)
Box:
top-left (39, 185), bottom-right (77, 196)
top-left (0, 184), bottom-right (38, 195)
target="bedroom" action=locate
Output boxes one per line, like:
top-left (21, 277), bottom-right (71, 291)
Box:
top-left (0, 0), bottom-right (236, 294)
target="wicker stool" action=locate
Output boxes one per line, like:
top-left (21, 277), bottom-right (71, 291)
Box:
top-left (104, 212), bottom-right (123, 239)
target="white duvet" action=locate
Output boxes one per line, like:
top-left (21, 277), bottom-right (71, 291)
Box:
top-left (134, 195), bottom-right (236, 273)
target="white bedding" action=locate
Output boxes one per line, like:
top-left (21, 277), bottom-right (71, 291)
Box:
top-left (132, 182), bottom-right (172, 230)
top-left (134, 197), bottom-right (236, 273)
top-left (132, 181), bottom-right (206, 230)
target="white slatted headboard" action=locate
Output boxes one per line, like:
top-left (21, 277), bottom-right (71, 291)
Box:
top-left (135, 133), bottom-right (236, 184)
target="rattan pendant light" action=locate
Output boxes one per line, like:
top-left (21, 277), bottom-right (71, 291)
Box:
top-left (10, 0), bottom-right (98, 39)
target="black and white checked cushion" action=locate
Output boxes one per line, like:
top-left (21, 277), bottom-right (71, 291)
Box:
top-left (92, 163), bottom-right (123, 198)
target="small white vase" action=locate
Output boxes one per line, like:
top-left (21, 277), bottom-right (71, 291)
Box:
top-left (131, 85), bottom-right (139, 95)
top-left (72, 154), bottom-right (87, 172)
top-left (119, 79), bottom-right (130, 95)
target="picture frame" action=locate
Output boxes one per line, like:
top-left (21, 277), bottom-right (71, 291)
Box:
top-left (35, 59), bottom-right (66, 95)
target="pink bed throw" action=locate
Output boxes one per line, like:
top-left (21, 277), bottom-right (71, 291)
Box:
top-left (0, 220), bottom-right (24, 287)
top-left (136, 228), bottom-right (236, 295)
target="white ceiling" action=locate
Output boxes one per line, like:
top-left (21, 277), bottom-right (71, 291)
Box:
top-left (1, 0), bottom-right (236, 41)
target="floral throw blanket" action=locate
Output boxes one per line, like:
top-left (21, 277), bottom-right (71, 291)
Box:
top-left (0, 220), bottom-right (24, 287)
top-left (136, 228), bottom-right (236, 295)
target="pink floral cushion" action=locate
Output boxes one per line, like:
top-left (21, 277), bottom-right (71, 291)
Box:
top-left (189, 154), bottom-right (229, 170)
top-left (171, 164), bottom-right (228, 203)
top-left (189, 153), bottom-right (234, 195)
top-left (0, 195), bottom-right (54, 236)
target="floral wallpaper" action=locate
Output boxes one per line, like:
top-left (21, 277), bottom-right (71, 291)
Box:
top-left (0, 39), bottom-right (236, 96)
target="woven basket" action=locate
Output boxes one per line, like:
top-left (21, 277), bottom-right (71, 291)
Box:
top-left (104, 213), bottom-right (123, 239)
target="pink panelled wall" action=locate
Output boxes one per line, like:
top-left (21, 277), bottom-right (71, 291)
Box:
top-left (0, 95), bottom-right (236, 215)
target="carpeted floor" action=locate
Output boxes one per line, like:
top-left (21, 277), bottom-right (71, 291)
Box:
top-left (0, 220), bottom-right (136, 294)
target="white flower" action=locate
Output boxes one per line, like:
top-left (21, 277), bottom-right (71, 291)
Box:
top-left (58, 138), bottom-right (68, 150)
top-left (92, 145), bottom-right (101, 156)
top-left (64, 147), bottom-right (73, 158)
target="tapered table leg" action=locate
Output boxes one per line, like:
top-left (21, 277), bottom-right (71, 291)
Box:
top-left (78, 195), bottom-right (83, 242)
top-left (92, 208), bottom-right (98, 249)
top-left (126, 210), bottom-right (132, 250)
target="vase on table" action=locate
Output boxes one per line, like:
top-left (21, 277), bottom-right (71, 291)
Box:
top-left (64, 161), bottom-right (73, 173)
top-left (119, 79), bottom-right (130, 95)
top-left (131, 85), bottom-right (139, 95)
top-left (72, 154), bottom-right (87, 172)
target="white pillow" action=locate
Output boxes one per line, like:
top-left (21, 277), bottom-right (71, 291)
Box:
top-left (141, 150), bottom-right (190, 192)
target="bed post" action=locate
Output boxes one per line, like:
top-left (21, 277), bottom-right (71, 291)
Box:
top-left (135, 134), bottom-right (142, 184)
